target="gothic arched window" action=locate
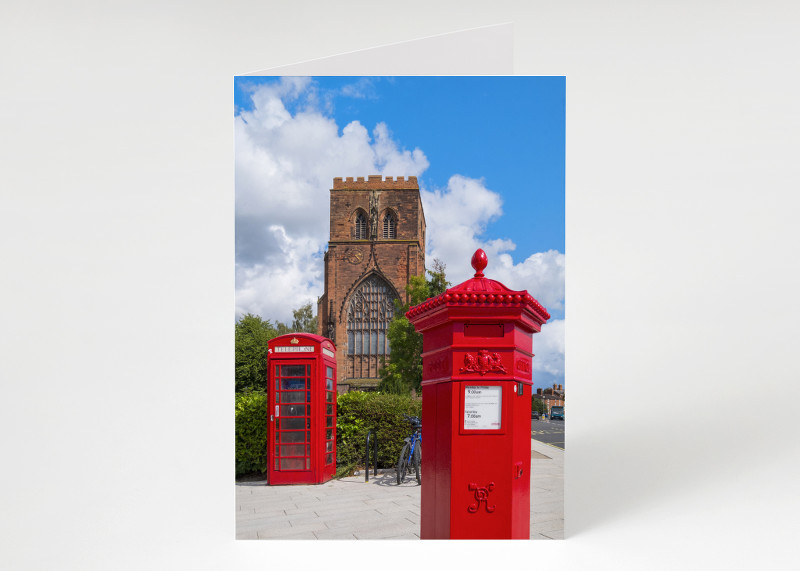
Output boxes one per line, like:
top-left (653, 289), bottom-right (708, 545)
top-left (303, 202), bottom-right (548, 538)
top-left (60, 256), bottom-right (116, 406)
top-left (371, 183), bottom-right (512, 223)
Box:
top-left (354, 211), bottom-right (367, 239)
top-left (382, 212), bottom-right (397, 239)
top-left (346, 275), bottom-right (396, 378)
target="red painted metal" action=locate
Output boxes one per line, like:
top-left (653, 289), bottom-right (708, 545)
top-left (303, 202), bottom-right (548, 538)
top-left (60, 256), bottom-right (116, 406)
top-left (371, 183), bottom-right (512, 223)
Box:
top-left (407, 249), bottom-right (550, 539)
top-left (267, 333), bottom-right (337, 485)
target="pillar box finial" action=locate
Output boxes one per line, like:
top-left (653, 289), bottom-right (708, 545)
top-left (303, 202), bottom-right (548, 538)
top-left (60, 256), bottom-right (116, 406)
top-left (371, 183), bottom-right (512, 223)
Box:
top-left (471, 249), bottom-right (488, 278)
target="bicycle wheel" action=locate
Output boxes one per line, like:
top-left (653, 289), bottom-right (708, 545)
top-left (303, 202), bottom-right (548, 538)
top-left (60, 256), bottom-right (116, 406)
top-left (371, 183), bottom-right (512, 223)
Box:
top-left (413, 442), bottom-right (421, 484)
top-left (396, 442), bottom-right (410, 484)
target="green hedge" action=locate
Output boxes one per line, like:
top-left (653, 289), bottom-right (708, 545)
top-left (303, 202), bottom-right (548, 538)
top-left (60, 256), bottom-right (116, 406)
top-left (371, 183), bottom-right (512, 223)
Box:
top-left (235, 391), bottom-right (268, 476)
top-left (336, 392), bottom-right (422, 471)
top-left (234, 390), bottom-right (422, 478)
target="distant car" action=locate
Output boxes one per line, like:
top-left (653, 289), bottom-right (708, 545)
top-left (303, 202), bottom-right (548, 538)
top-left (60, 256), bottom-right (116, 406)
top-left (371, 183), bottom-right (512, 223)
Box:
top-left (532, 411), bottom-right (540, 420)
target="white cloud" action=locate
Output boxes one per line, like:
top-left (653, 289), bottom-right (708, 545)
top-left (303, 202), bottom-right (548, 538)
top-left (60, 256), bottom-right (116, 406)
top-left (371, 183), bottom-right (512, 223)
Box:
top-left (531, 319), bottom-right (565, 377)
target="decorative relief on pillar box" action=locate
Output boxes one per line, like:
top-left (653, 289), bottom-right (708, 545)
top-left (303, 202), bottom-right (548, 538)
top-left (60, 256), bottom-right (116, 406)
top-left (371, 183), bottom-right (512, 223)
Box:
top-left (459, 349), bottom-right (507, 375)
top-left (425, 355), bottom-right (449, 377)
top-left (515, 357), bottom-right (531, 374)
top-left (468, 482), bottom-right (497, 514)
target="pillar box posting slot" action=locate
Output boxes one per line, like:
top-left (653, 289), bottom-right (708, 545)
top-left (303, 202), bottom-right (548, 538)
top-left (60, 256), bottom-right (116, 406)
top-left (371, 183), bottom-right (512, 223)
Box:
top-left (267, 333), bottom-right (337, 485)
top-left (406, 249), bottom-right (550, 539)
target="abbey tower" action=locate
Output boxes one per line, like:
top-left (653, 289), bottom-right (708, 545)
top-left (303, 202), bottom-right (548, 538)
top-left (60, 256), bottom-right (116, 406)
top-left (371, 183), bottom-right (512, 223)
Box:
top-left (317, 175), bottom-right (426, 391)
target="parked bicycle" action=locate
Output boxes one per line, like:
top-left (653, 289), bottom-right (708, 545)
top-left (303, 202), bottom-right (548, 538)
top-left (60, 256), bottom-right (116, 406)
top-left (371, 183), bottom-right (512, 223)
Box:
top-left (397, 414), bottom-right (421, 485)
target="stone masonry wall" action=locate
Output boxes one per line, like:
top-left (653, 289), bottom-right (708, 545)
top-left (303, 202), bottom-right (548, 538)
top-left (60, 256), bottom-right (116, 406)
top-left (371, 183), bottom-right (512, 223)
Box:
top-left (317, 176), bottom-right (426, 389)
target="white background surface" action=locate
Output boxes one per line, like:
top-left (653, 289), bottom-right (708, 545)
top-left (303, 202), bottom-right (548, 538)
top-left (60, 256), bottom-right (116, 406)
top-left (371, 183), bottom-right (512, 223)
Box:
top-left (2, 1), bottom-right (799, 569)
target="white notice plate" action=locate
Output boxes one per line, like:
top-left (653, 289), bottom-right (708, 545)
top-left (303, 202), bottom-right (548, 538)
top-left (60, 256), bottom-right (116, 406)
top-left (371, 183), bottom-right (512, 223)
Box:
top-left (464, 385), bottom-right (502, 430)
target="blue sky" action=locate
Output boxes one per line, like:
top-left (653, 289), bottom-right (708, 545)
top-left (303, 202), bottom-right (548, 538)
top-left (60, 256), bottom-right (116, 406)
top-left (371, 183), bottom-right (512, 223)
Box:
top-left (234, 76), bottom-right (565, 387)
top-left (235, 76), bottom-right (565, 256)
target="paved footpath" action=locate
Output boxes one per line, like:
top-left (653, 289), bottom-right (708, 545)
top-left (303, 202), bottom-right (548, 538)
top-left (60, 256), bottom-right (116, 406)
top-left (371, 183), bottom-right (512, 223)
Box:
top-left (236, 438), bottom-right (563, 540)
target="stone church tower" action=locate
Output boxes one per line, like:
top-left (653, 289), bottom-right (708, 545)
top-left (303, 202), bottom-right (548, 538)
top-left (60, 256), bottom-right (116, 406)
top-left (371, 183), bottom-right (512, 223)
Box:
top-left (317, 175), bottom-right (426, 391)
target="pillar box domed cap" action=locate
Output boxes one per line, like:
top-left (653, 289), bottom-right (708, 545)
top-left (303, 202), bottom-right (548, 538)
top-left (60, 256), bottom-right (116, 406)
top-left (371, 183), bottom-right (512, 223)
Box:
top-left (406, 249), bottom-right (550, 323)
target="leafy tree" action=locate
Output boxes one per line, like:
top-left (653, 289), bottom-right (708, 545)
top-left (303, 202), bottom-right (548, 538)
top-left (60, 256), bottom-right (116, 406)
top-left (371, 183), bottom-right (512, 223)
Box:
top-left (531, 396), bottom-right (548, 415)
top-left (235, 313), bottom-right (278, 393)
top-left (276, 303), bottom-right (318, 336)
top-left (378, 260), bottom-right (449, 395)
top-left (235, 304), bottom-right (319, 393)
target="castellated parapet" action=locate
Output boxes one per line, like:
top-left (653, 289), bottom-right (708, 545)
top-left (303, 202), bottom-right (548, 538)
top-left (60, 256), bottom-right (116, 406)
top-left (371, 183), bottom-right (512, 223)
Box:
top-left (332, 175), bottom-right (419, 190)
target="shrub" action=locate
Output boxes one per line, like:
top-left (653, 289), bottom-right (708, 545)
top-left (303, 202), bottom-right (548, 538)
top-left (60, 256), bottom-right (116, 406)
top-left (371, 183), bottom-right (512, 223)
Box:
top-left (336, 392), bottom-right (422, 471)
top-left (234, 390), bottom-right (422, 478)
top-left (235, 391), bottom-right (268, 476)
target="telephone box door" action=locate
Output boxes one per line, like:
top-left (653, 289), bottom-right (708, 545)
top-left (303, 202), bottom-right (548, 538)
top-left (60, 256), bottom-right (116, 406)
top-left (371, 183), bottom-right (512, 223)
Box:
top-left (269, 360), bottom-right (315, 484)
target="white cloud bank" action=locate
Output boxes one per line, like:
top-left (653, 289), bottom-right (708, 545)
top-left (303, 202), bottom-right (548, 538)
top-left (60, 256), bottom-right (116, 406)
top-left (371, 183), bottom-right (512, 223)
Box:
top-left (235, 77), bottom-right (565, 382)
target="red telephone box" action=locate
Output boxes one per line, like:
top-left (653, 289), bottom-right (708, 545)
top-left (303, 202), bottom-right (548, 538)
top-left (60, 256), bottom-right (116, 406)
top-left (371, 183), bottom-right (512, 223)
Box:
top-left (267, 333), bottom-right (337, 485)
top-left (406, 249), bottom-right (550, 539)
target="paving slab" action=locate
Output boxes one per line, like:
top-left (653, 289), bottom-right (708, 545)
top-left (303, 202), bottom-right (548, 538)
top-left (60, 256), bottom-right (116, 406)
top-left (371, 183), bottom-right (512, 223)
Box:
top-left (236, 437), bottom-right (563, 540)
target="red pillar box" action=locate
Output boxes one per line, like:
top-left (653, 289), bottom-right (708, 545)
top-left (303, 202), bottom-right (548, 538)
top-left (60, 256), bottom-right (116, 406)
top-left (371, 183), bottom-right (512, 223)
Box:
top-left (267, 333), bottom-right (337, 485)
top-left (407, 249), bottom-right (550, 539)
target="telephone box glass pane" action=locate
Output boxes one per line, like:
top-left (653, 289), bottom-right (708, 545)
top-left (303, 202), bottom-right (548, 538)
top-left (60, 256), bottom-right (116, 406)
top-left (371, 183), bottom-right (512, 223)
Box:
top-left (280, 404), bottom-right (305, 417)
top-left (326, 366), bottom-right (334, 379)
top-left (280, 378), bottom-right (306, 390)
top-left (280, 458), bottom-right (305, 470)
top-left (280, 391), bottom-right (305, 403)
top-left (326, 441), bottom-right (333, 452)
top-left (279, 418), bottom-right (305, 430)
top-left (326, 416), bottom-right (333, 427)
top-left (280, 431), bottom-right (305, 443)
top-left (326, 403), bottom-right (333, 415)
top-left (281, 444), bottom-right (305, 456)
top-left (326, 429), bottom-right (333, 440)
top-left (280, 365), bottom-right (306, 377)
top-left (326, 391), bottom-right (334, 402)
top-left (325, 453), bottom-right (333, 465)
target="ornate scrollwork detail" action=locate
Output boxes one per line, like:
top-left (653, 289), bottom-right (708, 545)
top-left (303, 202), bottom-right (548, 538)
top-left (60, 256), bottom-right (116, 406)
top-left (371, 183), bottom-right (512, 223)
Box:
top-left (467, 482), bottom-right (496, 513)
top-left (459, 350), bottom-right (507, 375)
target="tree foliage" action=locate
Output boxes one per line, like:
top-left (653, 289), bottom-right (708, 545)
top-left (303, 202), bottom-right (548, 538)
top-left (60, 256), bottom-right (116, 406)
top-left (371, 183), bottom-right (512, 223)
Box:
top-left (235, 313), bottom-right (278, 393)
top-left (235, 303), bottom-right (317, 393)
top-left (378, 260), bottom-right (449, 395)
top-left (276, 303), bottom-right (317, 336)
top-left (531, 396), bottom-right (548, 415)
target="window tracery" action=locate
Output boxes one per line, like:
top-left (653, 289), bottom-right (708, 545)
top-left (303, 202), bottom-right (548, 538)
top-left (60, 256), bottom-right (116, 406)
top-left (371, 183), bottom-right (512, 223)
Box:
top-left (382, 212), bottom-right (397, 239)
top-left (354, 211), bottom-right (367, 240)
top-left (346, 274), bottom-right (396, 378)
